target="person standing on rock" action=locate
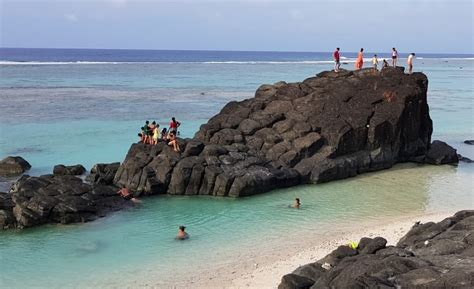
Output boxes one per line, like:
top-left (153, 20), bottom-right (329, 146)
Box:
top-left (333, 47), bottom-right (341, 72)
top-left (407, 53), bottom-right (415, 74)
top-left (169, 117), bottom-right (181, 135)
top-left (372, 54), bottom-right (378, 72)
top-left (152, 124), bottom-right (160, 145)
top-left (391, 47), bottom-right (399, 67)
top-left (355, 48), bottom-right (364, 69)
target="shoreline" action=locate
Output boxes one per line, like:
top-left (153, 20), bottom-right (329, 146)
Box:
top-left (160, 210), bottom-right (456, 289)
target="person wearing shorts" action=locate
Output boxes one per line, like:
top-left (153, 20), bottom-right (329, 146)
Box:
top-left (391, 47), bottom-right (398, 67)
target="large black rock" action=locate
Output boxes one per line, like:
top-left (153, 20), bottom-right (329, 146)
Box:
top-left (279, 210), bottom-right (474, 289)
top-left (0, 156), bottom-right (31, 177)
top-left (115, 68), bottom-right (454, 197)
top-left (0, 174), bottom-right (133, 229)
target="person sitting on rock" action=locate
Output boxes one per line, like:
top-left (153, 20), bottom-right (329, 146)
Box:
top-left (161, 127), bottom-right (168, 140)
top-left (382, 59), bottom-right (389, 69)
top-left (117, 187), bottom-right (141, 203)
top-left (176, 225), bottom-right (189, 240)
top-left (167, 131), bottom-right (180, 152)
top-left (292, 198), bottom-right (301, 209)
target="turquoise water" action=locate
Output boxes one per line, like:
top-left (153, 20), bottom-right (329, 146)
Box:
top-left (0, 53), bottom-right (473, 288)
top-left (0, 163), bottom-right (472, 288)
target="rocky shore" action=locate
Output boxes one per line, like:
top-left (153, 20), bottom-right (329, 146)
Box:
top-left (0, 67), bottom-right (462, 229)
top-left (278, 210), bottom-right (474, 289)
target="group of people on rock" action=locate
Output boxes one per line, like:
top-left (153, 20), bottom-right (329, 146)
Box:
top-left (138, 117), bottom-right (181, 152)
top-left (333, 47), bottom-right (416, 74)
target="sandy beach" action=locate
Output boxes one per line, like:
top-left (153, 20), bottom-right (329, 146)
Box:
top-left (163, 211), bottom-right (456, 289)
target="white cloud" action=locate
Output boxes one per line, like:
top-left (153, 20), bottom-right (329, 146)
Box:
top-left (64, 13), bottom-right (78, 22)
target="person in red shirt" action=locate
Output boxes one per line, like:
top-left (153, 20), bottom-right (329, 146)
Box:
top-left (333, 47), bottom-right (341, 72)
top-left (169, 117), bottom-right (181, 135)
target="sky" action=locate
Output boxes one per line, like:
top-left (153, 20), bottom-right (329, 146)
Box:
top-left (0, 0), bottom-right (473, 53)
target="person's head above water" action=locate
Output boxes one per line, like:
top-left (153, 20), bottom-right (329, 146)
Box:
top-left (179, 225), bottom-right (186, 232)
top-left (295, 198), bottom-right (300, 204)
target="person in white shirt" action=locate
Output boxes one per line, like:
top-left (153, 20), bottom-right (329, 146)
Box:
top-left (407, 53), bottom-right (415, 74)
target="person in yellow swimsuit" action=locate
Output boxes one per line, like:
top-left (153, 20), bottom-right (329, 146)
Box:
top-left (152, 124), bottom-right (160, 145)
top-left (372, 54), bottom-right (378, 72)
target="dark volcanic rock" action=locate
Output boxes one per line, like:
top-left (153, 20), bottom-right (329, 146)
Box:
top-left (279, 210), bottom-right (474, 289)
top-left (115, 68), bottom-right (449, 197)
top-left (278, 274), bottom-right (315, 289)
top-left (86, 162), bottom-right (120, 185)
top-left (0, 156), bottom-right (31, 177)
top-left (424, 140), bottom-right (459, 165)
top-left (464, 140), bottom-right (474, 145)
top-left (53, 164), bottom-right (87, 176)
top-left (458, 154), bottom-right (473, 163)
top-left (2, 174), bottom-right (133, 229)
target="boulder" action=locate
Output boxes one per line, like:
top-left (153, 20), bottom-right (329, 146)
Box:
top-left (53, 164), bottom-right (86, 176)
top-left (0, 156), bottom-right (31, 177)
top-left (115, 69), bottom-right (438, 197)
top-left (86, 162), bottom-right (120, 185)
top-left (3, 174), bottom-right (134, 229)
top-left (278, 274), bottom-right (315, 289)
top-left (424, 140), bottom-right (459, 165)
top-left (279, 210), bottom-right (474, 289)
top-left (464, 140), bottom-right (474, 145)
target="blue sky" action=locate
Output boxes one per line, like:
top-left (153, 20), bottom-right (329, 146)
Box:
top-left (1, 0), bottom-right (473, 53)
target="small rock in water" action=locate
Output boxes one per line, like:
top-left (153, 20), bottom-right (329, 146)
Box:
top-left (464, 140), bottom-right (474, 145)
top-left (458, 154), bottom-right (473, 163)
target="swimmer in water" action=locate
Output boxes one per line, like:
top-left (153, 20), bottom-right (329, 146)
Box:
top-left (176, 225), bottom-right (189, 240)
top-left (117, 187), bottom-right (141, 203)
top-left (292, 198), bottom-right (301, 209)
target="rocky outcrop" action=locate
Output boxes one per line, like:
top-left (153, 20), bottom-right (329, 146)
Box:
top-left (424, 140), bottom-right (459, 165)
top-left (0, 174), bottom-right (132, 229)
top-left (86, 162), bottom-right (121, 185)
top-left (115, 68), bottom-right (457, 197)
top-left (279, 210), bottom-right (474, 289)
top-left (53, 164), bottom-right (86, 176)
top-left (0, 156), bottom-right (31, 177)
top-left (464, 140), bottom-right (474, 145)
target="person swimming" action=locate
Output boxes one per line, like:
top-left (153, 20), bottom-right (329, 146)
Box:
top-left (117, 187), bottom-right (141, 203)
top-left (176, 225), bottom-right (189, 240)
top-left (292, 198), bottom-right (301, 209)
